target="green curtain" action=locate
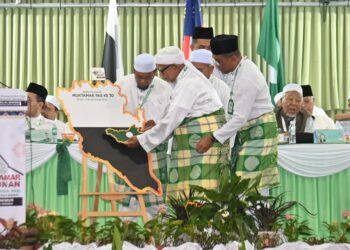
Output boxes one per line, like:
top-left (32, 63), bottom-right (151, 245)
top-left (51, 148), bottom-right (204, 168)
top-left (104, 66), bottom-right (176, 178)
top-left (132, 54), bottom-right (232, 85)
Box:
top-left (0, 1), bottom-right (349, 116)
top-left (271, 166), bottom-right (350, 237)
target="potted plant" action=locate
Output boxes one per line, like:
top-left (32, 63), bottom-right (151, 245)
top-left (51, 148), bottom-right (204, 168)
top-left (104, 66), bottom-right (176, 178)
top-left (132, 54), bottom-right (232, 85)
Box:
top-left (250, 192), bottom-right (314, 248)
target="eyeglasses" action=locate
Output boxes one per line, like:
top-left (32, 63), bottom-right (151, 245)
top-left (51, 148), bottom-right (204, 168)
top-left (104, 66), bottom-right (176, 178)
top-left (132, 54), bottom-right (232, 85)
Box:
top-left (157, 64), bottom-right (173, 73)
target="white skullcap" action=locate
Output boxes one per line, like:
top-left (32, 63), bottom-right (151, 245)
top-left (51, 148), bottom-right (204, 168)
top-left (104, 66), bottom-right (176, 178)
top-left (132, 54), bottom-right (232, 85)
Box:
top-left (347, 91), bottom-right (350, 100)
top-left (274, 92), bottom-right (283, 105)
top-left (45, 95), bottom-right (61, 110)
top-left (134, 53), bottom-right (156, 73)
top-left (283, 83), bottom-right (303, 96)
top-left (189, 49), bottom-right (213, 65)
top-left (155, 46), bottom-right (185, 65)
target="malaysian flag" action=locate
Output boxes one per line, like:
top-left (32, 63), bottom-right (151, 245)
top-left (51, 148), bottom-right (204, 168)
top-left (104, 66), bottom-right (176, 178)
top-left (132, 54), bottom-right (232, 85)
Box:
top-left (102, 0), bottom-right (124, 83)
top-left (181, 0), bottom-right (203, 59)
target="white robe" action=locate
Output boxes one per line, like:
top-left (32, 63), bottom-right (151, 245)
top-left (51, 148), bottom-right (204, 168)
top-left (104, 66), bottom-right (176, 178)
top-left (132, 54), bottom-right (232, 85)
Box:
top-left (213, 58), bottom-right (274, 144)
top-left (312, 106), bottom-right (335, 130)
top-left (209, 75), bottom-right (230, 118)
top-left (25, 114), bottom-right (54, 130)
top-left (118, 75), bottom-right (172, 122)
top-left (138, 62), bottom-right (222, 152)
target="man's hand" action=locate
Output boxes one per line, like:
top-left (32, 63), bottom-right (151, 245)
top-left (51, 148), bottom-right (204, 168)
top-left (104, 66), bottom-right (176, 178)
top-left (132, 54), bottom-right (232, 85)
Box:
top-left (123, 136), bottom-right (140, 148)
top-left (141, 120), bottom-right (156, 132)
top-left (196, 135), bottom-right (215, 153)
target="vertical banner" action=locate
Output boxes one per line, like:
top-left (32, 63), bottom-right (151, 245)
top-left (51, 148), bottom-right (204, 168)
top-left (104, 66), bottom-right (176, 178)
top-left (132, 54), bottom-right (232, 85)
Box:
top-left (257, 0), bottom-right (285, 103)
top-left (182, 0), bottom-right (203, 59)
top-left (0, 89), bottom-right (27, 228)
top-left (102, 0), bottom-right (124, 83)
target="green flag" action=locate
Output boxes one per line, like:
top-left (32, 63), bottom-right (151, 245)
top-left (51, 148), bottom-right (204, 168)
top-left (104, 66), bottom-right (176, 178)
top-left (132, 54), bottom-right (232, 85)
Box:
top-left (257, 0), bottom-right (285, 104)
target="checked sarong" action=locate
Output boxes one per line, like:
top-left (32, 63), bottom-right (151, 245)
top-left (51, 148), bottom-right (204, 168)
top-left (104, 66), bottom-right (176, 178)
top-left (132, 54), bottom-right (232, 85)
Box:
top-left (166, 108), bottom-right (230, 199)
top-left (231, 111), bottom-right (279, 187)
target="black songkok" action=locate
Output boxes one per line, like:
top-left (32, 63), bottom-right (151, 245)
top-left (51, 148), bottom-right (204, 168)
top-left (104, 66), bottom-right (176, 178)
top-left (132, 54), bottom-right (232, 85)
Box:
top-left (192, 27), bottom-right (214, 39)
top-left (26, 82), bottom-right (48, 101)
top-left (211, 34), bottom-right (239, 55)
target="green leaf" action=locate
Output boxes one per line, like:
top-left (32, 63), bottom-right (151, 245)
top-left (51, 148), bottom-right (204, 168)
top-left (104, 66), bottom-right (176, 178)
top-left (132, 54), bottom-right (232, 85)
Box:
top-left (112, 225), bottom-right (123, 250)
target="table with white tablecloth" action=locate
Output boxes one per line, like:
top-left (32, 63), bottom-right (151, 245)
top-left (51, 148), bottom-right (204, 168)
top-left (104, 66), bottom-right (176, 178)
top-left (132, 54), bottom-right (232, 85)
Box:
top-left (26, 143), bottom-right (350, 236)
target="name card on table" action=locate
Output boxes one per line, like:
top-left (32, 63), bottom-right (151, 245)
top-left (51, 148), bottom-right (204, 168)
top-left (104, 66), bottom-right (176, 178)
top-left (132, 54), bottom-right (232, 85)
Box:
top-left (313, 129), bottom-right (345, 144)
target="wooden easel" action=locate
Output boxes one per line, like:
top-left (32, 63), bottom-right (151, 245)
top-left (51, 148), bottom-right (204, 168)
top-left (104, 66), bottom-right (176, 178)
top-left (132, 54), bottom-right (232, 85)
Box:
top-left (80, 157), bottom-right (149, 223)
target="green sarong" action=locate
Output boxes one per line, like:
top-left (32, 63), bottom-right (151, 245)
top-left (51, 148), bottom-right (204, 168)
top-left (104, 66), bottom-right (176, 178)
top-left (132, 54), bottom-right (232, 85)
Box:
top-left (230, 111), bottom-right (279, 187)
top-left (114, 142), bottom-right (168, 207)
top-left (167, 108), bottom-right (230, 198)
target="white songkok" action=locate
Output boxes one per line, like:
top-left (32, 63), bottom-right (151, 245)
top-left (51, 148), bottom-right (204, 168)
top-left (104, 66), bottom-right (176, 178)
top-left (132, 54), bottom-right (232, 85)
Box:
top-left (155, 46), bottom-right (185, 65)
top-left (189, 49), bottom-right (213, 65)
top-left (283, 83), bottom-right (303, 96)
top-left (274, 92), bottom-right (283, 105)
top-left (46, 95), bottom-right (61, 110)
top-left (134, 53), bottom-right (156, 73)
top-left (347, 91), bottom-right (350, 100)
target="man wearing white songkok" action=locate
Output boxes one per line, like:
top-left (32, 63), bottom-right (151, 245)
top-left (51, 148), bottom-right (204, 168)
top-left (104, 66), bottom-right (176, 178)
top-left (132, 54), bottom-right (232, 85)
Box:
top-left (275, 83), bottom-right (314, 133)
top-left (116, 53), bottom-right (172, 211)
top-left (196, 35), bottom-right (279, 188)
top-left (125, 46), bottom-right (229, 198)
top-left (118, 53), bottom-right (172, 122)
top-left (190, 49), bottom-right (230, 117)
top-left (42, 95), bottom-right (67, 139)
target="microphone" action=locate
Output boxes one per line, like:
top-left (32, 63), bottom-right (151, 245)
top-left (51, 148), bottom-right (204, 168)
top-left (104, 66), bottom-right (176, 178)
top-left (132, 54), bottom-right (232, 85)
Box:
top-left (0, 81), bottom-right (11, 88)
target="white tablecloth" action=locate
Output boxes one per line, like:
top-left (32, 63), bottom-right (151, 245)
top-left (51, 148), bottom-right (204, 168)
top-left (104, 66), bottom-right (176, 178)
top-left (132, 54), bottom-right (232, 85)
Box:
top-left (25, 143), bottom-right (350, 177)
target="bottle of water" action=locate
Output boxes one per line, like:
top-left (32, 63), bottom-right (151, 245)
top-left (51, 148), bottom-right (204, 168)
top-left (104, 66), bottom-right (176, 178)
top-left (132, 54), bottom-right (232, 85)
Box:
top-left (51, 123), bottom-right (57, 143)
top-left (288, 120), bottom-right (296, 144)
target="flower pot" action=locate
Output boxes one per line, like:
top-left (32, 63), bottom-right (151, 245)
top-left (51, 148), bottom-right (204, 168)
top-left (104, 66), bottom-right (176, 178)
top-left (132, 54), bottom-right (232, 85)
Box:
top-left (257, 231), bottom-right (287, 248)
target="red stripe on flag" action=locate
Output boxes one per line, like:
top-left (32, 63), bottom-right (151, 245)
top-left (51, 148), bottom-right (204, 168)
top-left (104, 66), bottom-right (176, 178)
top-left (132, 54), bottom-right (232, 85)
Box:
top-left (182, 36), bottom-right (191, 59)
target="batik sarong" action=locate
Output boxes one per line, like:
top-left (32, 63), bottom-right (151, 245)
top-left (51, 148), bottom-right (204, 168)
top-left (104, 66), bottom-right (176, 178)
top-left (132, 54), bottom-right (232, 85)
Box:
top-left (230, 111), bottom-right (279, 187)
top-left (166, 108), bottom-right (230, 198)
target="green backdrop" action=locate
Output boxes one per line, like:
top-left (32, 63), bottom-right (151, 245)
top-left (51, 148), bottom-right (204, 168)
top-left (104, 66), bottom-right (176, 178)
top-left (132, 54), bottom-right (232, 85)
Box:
top-left (0, 0), bottom-right (349, 117)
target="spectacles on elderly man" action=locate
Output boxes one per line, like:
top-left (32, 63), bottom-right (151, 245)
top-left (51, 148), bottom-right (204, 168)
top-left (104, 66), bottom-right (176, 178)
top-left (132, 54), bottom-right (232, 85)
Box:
top-left (157, 64), bottom-right (174, 73)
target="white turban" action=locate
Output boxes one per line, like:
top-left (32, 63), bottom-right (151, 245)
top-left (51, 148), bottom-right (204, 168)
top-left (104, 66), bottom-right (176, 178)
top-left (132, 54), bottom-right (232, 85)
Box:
top-left (46, 95), bottom-right (61, 110)
top-left (347, 91), bottom-right (350, 100)
top-left (189, 49), bottom-right (213, 65)
top-left (274, 92), bottom-right (283, 105)
top-left (155, 46), bottom-right (185, 65)
top-left (134, 53), bottom-right (156, 73)
top-left (283, 83), bottom-right (303, 96)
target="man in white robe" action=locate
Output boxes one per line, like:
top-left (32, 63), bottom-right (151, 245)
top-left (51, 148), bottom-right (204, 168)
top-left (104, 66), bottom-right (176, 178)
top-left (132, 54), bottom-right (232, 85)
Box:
top-left (124, 46), bottom-right (229, 198)
top-left (116, 54), bottom-right (172, 213)
top-left (25, 82), bottom-right (54, 132)
top-left (196, 35), bottom-right (279, 187)
top-left (189, 49), bottom-right (230, 116)
top-left (42, 95), bottom-right (68, 139)
top-left (118, 53), bottom-right (172, 122)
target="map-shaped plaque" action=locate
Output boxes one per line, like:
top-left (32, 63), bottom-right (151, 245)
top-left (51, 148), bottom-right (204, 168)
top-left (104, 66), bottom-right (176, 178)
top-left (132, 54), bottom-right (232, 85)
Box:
top-left (58, 81), bottom-right (161, 195)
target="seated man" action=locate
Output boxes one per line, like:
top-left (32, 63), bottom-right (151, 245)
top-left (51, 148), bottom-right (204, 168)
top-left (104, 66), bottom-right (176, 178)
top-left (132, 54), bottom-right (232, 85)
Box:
top-left (301, 85), bottom-right (335, 130)
top-left (275, 83), bottom-right (313, 133)
top-left (42, 95), bottom-right (68, 139)
top-left (26, 82), bottom-right (53, 131)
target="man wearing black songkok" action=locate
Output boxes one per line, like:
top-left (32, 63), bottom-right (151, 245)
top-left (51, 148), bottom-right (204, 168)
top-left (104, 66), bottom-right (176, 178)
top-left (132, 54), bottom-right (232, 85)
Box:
top-left (191, 27), bottom-right (214, 51)
top-left (196, 34), bottom-right (280, 188)
top-left (25, 82), bottom-right (52, 130)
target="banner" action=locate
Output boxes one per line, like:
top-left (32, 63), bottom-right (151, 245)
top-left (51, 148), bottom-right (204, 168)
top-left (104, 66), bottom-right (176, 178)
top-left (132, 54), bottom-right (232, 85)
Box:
top-left (182, 0), bottom-right (202, 59)
top-left (102, 0), bottom-right (124, 83)
top-left (0, 89), bottom-right (27, 228)
top-left (257, 0), bottom-right (285, 103)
